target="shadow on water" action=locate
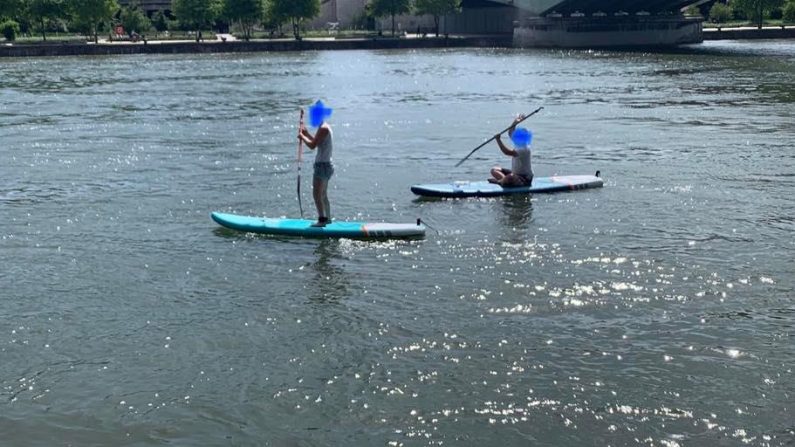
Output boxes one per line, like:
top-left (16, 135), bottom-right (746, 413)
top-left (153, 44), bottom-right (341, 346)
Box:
top-left (308, 240), bottom-right (350, 304)
top-left (212, 227), bottom-right (241, 239)
top-left (412, 195), bottom-right (445, 204)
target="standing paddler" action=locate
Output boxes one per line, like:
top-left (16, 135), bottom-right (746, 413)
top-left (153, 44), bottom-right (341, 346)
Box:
top-left (298, 100), bottom-right (335, 227)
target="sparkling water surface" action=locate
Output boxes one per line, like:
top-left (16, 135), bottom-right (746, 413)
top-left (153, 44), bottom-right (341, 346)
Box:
top-left (1, 40), bottom-right (794, 446)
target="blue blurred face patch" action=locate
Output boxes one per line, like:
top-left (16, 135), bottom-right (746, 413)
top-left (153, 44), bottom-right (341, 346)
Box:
top-left (308, 100), bottom-right (332, 127)
top-left (511, 128), bottom-right (532, 147)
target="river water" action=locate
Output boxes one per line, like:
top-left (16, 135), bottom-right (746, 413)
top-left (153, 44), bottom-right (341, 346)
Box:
top-left (1, 40), bottom-right (793, 446)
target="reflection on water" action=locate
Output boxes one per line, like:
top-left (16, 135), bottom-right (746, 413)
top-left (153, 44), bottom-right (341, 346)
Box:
top-left (497, 195), bottom-right (534, 241)
top-left (308, 240), bottom-right (350, 304)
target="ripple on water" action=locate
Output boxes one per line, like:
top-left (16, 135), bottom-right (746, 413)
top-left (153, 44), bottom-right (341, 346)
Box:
top-left (1, 47), bottom-right (794, 445)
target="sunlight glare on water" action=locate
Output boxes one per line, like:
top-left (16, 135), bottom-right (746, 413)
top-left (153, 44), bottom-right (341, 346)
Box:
top-left (1, 40), bottom-right (794, 445)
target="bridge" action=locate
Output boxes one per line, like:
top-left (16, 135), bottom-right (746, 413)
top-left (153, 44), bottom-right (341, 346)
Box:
top-left (487, 0), bottom-right (710, 15)
top-left (454, 0), bottom-right (708, 47)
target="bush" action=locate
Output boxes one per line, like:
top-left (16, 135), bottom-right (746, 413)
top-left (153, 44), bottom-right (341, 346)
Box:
top-left (709, 2), bottom-right (733, 23)
top-left (152, 10), bottom-right (169, 33)
top-left (1, 20), bottom-right (20, 41)
top-left (120, 4), bottom-right (152, 35)
top-left (784, 1), bottom-right (795, 22)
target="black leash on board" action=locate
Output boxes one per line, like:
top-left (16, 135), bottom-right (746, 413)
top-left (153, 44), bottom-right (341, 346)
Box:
top-left (417, 218), bottom-right (440, 235)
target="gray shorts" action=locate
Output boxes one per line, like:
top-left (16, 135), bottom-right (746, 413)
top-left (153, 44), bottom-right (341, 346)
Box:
top-left (313, 162), bottom-right (334, 181)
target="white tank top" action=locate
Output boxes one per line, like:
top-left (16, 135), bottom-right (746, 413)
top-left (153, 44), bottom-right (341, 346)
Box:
top-left (315, 125), bottom-right (333, 163)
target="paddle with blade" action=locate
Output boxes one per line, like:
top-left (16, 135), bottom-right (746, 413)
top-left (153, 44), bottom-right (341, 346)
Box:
top-left (296, 109), bottom-right (305, 218)
top-left (454, 106), bottom-right (543, 167)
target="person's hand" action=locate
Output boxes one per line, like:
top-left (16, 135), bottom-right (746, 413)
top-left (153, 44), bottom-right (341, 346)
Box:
top-left (495, 133), bottom-right (502, 140)
top-left (513, 114), bottom-right (525, 125)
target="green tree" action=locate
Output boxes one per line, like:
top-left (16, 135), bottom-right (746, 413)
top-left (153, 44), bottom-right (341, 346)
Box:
top-left (1, 0), bottom-right (18, 17)
top-left (28, 0), bottom-right (68, 40)
top-left (223, 0), bottom-right (263, 40)
top-left (71, 0), bottom-right (119, 43)
top-left (731, 0), bottom-right (784, 28)
top-left (262, 0), bottom-right (285, 35)
top-left (172, 0), bottom-right (220, 40)
top-left (369, 0), bottom-right (410, 36)
top-left (783, 0), bottom-right (795, 22)
top-left (414, 0), bottom-right (458, 36)
top-left (119, 1), bottom-right (151, 35)
top-left (269, 0), bottom-right (318, 39)
top-left (0, 18), bottom-right (20, 39)
top-left (152, 9), bottom-right (168, 34)
top-left (709, 1), bottom-right (732, 22)
top-left (0, 0), bottom-right (24, 19)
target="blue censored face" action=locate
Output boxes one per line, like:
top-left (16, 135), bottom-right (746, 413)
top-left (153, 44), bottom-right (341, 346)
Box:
top-left (511, 128), bottom-right (532, 147)
top-left (308, 100), bottom-right (333, 127)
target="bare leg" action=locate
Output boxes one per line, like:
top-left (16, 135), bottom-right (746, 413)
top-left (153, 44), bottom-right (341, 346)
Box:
top-left (322, 183), bottom-right (331, 221)
top-left (312, 176), bottom-right (326, 220)
top-left (500, 174), bottom-right (524, 187)
top-left (489, 166), bottom-right (506, 184)
top-left (499, 173), bottom-right (514, 186)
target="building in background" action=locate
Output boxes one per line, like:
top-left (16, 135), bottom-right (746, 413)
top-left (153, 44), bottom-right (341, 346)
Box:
top-left (117, 0), bottom-right (171, 15)
top-left (309, 0), bottom-right (370, 29)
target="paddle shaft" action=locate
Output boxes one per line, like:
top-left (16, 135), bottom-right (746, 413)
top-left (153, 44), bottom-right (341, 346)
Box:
top-left (297, 109), bottom-right (305, 218)
top-left (454, 107), bottom-right (543, 167)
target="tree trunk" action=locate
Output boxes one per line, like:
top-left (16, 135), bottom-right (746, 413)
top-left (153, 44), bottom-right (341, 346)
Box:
top-left (40, 19), bottom-right (46, 41)
top-left (434, 16), bottom-right (440, 37)
top-left (391, 13), bottom-right (395, 36)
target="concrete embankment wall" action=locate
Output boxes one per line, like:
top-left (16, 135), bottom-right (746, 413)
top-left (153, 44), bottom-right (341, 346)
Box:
top-left (0, 36), bottom-right (512, 58)
top-left (703, 27), bottom-right (795, 40)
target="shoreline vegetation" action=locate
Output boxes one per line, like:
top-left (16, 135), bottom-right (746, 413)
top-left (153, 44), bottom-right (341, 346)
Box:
top-left (1, 0), bottom-right (793, 51)
top-left (2, 20), bottom-right (795, 45)
top-left (1, 26), bottom-right (794, 58)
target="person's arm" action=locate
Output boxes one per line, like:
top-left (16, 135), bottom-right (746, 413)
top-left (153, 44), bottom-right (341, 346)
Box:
top-left (298, 126), bottom-right (329, 150)
top-left (506, 114), bottom-right (525, 140)
top-left (495, 134), bottom-right (517, 157)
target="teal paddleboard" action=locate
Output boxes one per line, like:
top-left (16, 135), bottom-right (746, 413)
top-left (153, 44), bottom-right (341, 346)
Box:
top-left (211, 212), bottom-right (426, 239)
top-left (411, 173), bottom-right (603, 198)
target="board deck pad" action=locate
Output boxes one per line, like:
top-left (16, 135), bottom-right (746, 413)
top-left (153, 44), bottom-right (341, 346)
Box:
top-left (411, 174), bottom-right (603, 198)
top-left (211, 212), bottom-right (426, 239)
